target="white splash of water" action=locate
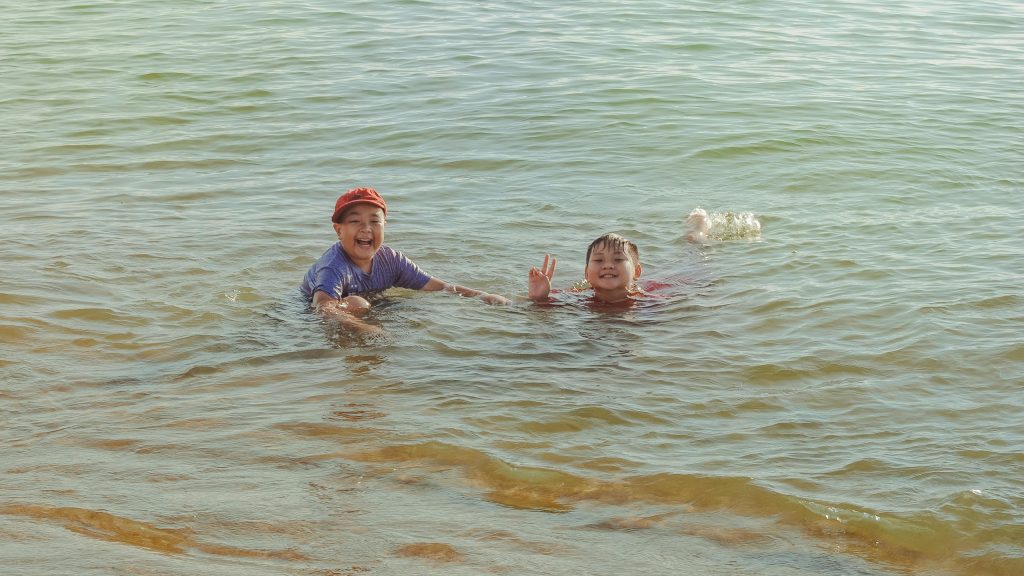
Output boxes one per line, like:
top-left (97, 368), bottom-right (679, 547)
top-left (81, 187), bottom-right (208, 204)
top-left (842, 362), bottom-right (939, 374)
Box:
top-left (685, 207), bottom-right (762, 242)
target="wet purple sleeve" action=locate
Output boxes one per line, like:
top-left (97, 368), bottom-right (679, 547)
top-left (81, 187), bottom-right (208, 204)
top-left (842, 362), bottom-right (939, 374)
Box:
top-left (387, 249), bottom-right (432, 290)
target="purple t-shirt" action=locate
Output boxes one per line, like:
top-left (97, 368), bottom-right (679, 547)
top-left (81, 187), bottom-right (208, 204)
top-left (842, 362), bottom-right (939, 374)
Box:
top-left (300, 243), bottom-right (432, 299)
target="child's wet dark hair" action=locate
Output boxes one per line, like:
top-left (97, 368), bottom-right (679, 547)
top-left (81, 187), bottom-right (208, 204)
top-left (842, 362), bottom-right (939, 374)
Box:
top-left (585, 233), bottom-right (639, 263)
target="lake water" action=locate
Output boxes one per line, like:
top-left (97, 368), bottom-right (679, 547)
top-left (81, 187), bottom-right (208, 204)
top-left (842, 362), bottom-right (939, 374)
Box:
top-left (2, 1), bottom-right (1022, 574)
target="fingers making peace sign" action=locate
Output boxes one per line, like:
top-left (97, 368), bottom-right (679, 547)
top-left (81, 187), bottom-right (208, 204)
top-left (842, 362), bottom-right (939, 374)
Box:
top-left (528, 254), bottom-right (556, 301)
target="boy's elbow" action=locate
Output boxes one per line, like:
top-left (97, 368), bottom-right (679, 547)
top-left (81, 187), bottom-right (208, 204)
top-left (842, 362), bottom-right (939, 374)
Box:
top-left (420, 277), bottom-right (447, 292)
top-left (311, 291), bottom-right (333, 309)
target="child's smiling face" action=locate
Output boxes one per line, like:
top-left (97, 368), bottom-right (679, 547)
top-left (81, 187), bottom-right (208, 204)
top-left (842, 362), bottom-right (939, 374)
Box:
top-left (333, 204), bottom-right (386, 269)
top-left (584, 240), bottom-right (641, 295)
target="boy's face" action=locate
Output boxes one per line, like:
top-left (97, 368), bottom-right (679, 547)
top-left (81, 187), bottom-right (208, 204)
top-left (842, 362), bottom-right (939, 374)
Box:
top-left (584, 241), bottom-right (642, 293)
top-left (333, 204), bottom-right (386, 265)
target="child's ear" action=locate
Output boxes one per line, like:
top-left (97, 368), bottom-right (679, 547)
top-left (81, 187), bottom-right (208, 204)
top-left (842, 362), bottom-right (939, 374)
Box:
top-left (634, 263), bottom-right (643, 279)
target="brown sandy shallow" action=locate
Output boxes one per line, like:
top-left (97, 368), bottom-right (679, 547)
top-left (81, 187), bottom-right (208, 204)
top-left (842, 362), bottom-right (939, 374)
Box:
top-left (0, 504), bottom-right (307, 560)
top-left (395, 542), bottom-right (465, 563)
top-left (345, 440), bottom-right (1015, 576)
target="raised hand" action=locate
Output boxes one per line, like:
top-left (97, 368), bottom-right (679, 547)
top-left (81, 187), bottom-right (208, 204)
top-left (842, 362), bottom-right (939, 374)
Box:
top-left (528, 254), bottom-right (556, 301)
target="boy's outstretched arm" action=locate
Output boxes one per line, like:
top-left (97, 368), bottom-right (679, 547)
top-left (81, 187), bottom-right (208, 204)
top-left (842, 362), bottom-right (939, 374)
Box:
top-left (528, 254), bottom-right (556, 301)
top-left (421, 278), bottom-right (510, 305)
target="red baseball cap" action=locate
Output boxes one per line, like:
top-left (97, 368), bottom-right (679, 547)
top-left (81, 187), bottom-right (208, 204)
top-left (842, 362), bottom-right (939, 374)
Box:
top-left (331, 187), bottom-right (388, 223)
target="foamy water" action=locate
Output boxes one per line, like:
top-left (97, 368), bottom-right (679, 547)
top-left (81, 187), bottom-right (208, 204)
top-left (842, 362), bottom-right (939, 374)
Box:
top-left (3, 1), bottom-right (1023, 575)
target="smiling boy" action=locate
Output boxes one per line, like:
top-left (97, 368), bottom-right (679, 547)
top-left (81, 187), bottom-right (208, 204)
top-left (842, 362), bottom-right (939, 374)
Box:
top-left (301, 187), bottom-right (507, 330)
top-left (528, 233), bottom-right (645, 305)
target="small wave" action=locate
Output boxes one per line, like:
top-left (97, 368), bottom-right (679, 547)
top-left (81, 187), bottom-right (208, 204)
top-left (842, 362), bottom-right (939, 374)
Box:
top-left (685, 207), bottom-right (762, 241)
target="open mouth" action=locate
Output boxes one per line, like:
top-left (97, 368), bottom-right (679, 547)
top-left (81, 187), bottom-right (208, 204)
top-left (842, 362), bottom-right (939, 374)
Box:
top-left (355, 238), bottom-right (374, 248)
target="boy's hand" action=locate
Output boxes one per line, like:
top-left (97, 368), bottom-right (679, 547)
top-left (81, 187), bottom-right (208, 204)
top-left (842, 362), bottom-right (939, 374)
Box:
top-left (528, 254), bottom-right (556, 301)
top-left (480, 293), bottom-right (510, 305)
top-left (314, 294), bottom-right (385, 336)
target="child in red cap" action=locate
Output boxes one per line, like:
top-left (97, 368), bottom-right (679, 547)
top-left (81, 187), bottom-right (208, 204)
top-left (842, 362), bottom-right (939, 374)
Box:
top-left (301, 187), bottom-right (507, 331)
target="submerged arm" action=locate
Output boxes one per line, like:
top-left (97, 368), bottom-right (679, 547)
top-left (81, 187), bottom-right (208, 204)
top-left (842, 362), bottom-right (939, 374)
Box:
top-left (421, 277), bottom-right (509, 305)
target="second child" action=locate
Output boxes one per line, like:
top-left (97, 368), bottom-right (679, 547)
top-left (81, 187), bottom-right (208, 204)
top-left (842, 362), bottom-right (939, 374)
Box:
top-left (528, 233), bottom-right (652, 305)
